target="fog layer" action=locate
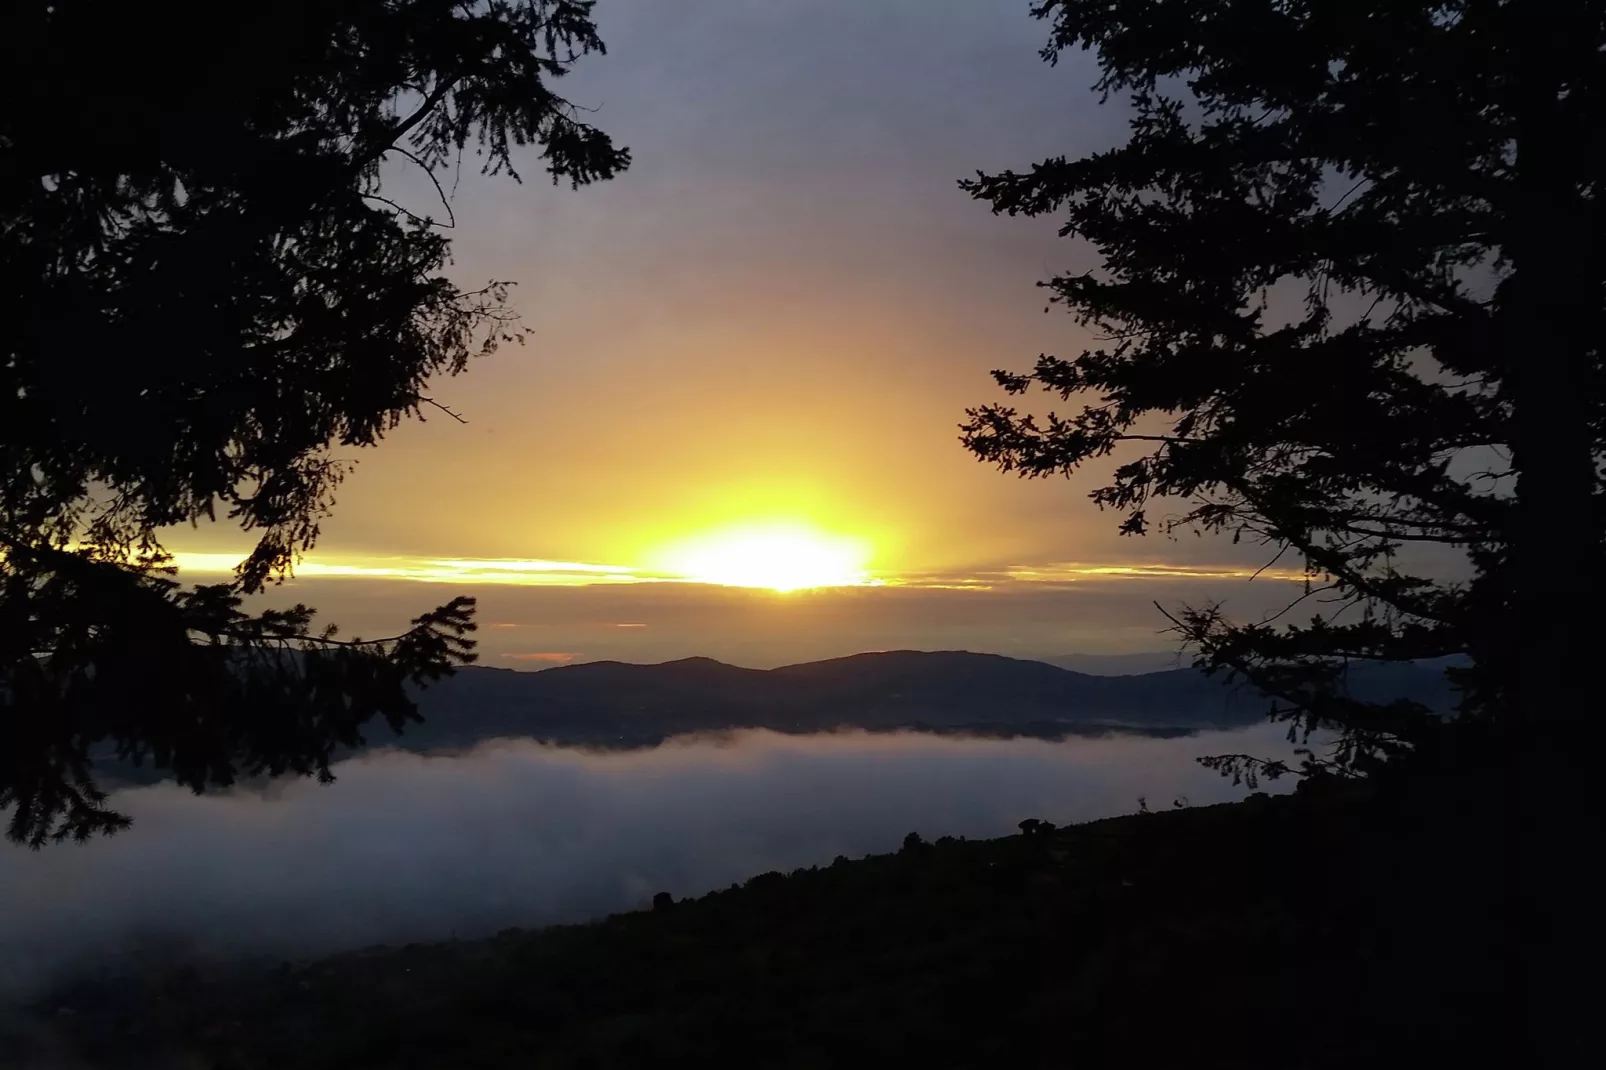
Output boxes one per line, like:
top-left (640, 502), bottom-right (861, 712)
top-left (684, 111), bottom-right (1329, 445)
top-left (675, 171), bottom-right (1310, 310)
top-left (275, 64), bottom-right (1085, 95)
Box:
top-left (1, 726), bottom-right (1288, 995)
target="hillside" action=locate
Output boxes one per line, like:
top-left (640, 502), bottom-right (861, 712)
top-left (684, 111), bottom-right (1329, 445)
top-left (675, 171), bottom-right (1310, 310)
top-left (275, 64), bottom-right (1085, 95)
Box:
top-left (18, 776), bottom-right (1518, 1068)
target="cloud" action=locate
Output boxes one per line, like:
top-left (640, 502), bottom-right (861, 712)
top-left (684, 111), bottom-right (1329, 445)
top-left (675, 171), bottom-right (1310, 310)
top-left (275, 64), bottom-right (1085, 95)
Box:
top-left (165, 551), bottom-right (649, 587)
top-left (164, 548), bottom-right (1312, 593)
top-left (0, 726), bottom-right (1292, 999)
top-left (503, 652), bottom-right (580, 663)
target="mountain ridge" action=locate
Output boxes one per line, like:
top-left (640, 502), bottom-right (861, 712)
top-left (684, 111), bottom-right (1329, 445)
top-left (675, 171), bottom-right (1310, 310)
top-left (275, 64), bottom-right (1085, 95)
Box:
top-left (383, 649), bottom-right (1456, 752)
top-left (90, 650), bottom-right (1459, 785)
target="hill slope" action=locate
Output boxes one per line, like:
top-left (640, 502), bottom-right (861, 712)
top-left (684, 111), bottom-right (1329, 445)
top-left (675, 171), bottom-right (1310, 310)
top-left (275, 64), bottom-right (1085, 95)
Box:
top-left (23, 779), bottom-right (1519, 1068)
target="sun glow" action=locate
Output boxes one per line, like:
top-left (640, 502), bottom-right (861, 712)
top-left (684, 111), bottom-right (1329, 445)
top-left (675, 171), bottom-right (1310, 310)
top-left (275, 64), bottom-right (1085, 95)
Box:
top-left (652, 522), bottom-right (875, 592)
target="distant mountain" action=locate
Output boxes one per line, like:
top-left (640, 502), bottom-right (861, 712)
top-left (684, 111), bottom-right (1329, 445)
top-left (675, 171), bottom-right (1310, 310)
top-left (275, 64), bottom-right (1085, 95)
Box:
top-left (368, 649), bottom-right (1459, 754)
top-left (89, 651), bottom-right (1461, 785)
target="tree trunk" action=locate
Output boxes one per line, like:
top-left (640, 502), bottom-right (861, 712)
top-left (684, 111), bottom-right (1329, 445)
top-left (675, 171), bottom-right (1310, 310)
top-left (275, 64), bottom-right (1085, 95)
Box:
top-left (1505, 11), bottom-right (1601, 755)
top-left (1499, 13), bottom-right (1601, 1062)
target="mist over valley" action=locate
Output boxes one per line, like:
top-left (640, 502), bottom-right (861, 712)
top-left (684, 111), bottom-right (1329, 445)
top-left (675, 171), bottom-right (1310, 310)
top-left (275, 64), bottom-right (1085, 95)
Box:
top-left (4, 721), bottom-right (1302, 1001)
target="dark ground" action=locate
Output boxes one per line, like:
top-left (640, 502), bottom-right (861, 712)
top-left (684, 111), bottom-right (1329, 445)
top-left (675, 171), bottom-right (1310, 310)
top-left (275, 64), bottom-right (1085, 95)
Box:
top-left (8, 766), bottom-right (1549, 1069)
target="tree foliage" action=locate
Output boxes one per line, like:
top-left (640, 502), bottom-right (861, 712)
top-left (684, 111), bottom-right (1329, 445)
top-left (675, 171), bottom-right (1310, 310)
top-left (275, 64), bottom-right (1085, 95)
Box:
top-left (1, 0), bottom-right (628, 845)
top-left (961, 0), bottom-right (1603, 778)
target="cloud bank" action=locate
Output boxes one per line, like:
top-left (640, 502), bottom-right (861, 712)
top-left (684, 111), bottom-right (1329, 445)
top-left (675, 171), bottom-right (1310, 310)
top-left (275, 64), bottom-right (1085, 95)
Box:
top-left (1, 725), bottom-right (1291, 997)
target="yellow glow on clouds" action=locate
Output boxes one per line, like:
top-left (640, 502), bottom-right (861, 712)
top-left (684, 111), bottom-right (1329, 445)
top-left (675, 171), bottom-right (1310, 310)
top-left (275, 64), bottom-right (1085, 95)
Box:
top-left (1003, 563), bottom-right (1312, 583)
top-left (171, 521), bottom-right (879, 593)
top-left (164, 545), bottom-right (1307, 592)
top-left (165, 553), bottom-right (641, 587)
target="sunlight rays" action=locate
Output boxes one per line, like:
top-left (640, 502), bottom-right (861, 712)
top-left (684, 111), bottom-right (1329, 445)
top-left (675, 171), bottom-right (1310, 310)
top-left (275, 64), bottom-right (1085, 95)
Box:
top-left (646, 522), bottom-right (877, 592)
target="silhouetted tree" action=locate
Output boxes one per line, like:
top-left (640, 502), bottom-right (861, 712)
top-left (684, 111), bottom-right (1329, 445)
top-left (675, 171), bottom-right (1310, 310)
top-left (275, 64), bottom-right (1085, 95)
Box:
top-left (1, 0), bottom-right (628, 846)
top-left (962, 0), bottom-right (1602, 780)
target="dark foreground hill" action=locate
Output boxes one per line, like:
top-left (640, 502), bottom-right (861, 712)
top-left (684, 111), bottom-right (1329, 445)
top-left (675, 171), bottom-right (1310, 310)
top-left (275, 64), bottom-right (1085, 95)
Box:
top-left (16, 774), bottom-right (1539, 1069)
top-left (384, 649), bottom-right (1458, 752)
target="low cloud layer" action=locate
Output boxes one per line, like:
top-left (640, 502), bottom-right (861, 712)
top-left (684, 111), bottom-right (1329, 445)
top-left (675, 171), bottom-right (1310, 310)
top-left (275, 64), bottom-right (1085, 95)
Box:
top-left (1, 726), bottom-right (1291, 997)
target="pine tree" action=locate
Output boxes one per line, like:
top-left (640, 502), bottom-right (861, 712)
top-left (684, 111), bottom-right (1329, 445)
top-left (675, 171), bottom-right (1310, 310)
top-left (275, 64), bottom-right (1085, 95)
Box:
top-left (962, 0), bottom-right (1603, 781)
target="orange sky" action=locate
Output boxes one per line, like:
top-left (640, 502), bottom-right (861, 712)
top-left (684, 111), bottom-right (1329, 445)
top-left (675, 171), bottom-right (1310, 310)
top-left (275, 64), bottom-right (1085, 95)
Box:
top-left (164, 1), bottom-right (1316, 664)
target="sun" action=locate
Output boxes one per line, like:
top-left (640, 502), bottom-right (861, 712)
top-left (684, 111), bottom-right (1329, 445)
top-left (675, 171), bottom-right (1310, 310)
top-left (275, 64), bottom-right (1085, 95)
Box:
top-left (653, 522), bottom-right (874, 592)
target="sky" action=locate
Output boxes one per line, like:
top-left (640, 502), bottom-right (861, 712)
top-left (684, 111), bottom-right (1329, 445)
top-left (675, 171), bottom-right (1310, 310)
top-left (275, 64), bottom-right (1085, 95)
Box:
top-left (166, 0), bottom-right (1316, 666)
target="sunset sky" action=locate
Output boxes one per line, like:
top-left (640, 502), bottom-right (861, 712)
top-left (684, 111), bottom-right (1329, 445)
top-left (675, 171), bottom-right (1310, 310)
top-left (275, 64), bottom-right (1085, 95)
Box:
top-left (168, 0), bottom-right (1311, 667)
